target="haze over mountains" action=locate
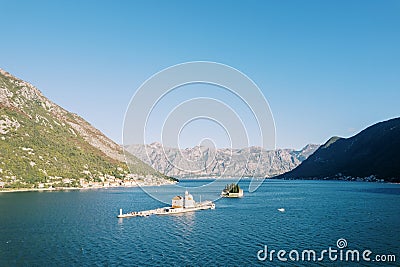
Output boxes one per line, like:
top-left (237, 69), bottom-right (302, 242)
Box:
top-left (127, 143), bottom-right (319, 178)
top-left (128, 117), bottom-right (400, 182)
top-left (277, 117), bottom-right (400, 182)
top-left (0, 68), bottom-right (173, 189)
top-left (1, 67), bottom-right (398, 188)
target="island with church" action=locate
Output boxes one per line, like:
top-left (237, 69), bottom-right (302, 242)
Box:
top-left (117, 191), bottom-right (215, 218)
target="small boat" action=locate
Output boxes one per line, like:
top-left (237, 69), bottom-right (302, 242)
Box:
top-left (278, 208), bottom-right (285, 212)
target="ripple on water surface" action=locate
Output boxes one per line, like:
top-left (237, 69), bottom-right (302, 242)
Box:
top-left (0, 180), bottom-right (399, 266)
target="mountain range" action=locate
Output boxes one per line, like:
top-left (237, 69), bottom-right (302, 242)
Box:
top-left (2, 67), bottom-right (398, 187)
top-left (127, 143), bottom-right (319, 178)
top-left (0, 68), bottom-right (174, 189)
top-left (276, 117), bottom-right (400, 182)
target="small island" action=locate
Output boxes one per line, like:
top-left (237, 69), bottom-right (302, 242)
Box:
top-left (221, 183), bottom-right (244, 198)
top-left (118, 191), bottom-right (215, 218)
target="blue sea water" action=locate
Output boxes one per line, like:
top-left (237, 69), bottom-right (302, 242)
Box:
top-left (0, 179), bottom-right (399, 266)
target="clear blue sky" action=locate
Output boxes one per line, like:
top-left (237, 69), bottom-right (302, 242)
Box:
top-left (1, 0), bottom-right (399, 149)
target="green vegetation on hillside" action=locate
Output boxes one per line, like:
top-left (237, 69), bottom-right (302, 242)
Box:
top-left (0, 69), bottom-right (175, 189)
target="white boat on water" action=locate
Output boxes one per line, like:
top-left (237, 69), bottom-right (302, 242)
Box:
top-left (117, 191), bottom-right (215, 218)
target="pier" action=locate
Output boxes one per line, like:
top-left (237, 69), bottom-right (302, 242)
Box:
top-left (117, 191), bottom-right (215, 218)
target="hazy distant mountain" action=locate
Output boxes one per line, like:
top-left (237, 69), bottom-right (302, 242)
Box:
top-left (0, 68), bottom-right (173, 189)
top-left (127, 143), bottom-right (319, 178)
top-left (276, 117), bottom-right (400, 182)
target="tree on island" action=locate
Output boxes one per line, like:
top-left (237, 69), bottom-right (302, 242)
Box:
top-left (224, 183), bottom-right (240, 193)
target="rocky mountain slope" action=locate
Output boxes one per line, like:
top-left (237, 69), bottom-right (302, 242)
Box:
top-left (0, 68), bottom-right (173, 189)
top-left (127, 143), bottom-right (319, 178)
top-left (276, 117), bottom-right (400, 182)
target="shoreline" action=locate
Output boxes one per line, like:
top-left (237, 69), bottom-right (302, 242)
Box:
top-left (1, 179), bottom-right (398, 194)
top-left (0, 181), bottom-right (177, 193)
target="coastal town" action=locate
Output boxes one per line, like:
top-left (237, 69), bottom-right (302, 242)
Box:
top-left (0, 173), bottom-right (177, 192)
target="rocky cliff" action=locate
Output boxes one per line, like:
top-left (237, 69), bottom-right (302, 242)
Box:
top-left (0, 68), bottom-right (173, 189)
top-left (127, 143), bottom-right (319, 178)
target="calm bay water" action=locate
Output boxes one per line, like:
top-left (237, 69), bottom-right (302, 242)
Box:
top-left (0, 180), bottom-right (399, 266)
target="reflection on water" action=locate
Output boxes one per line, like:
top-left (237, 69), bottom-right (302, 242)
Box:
top-left (171, 211), bottom-right (196, 233)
